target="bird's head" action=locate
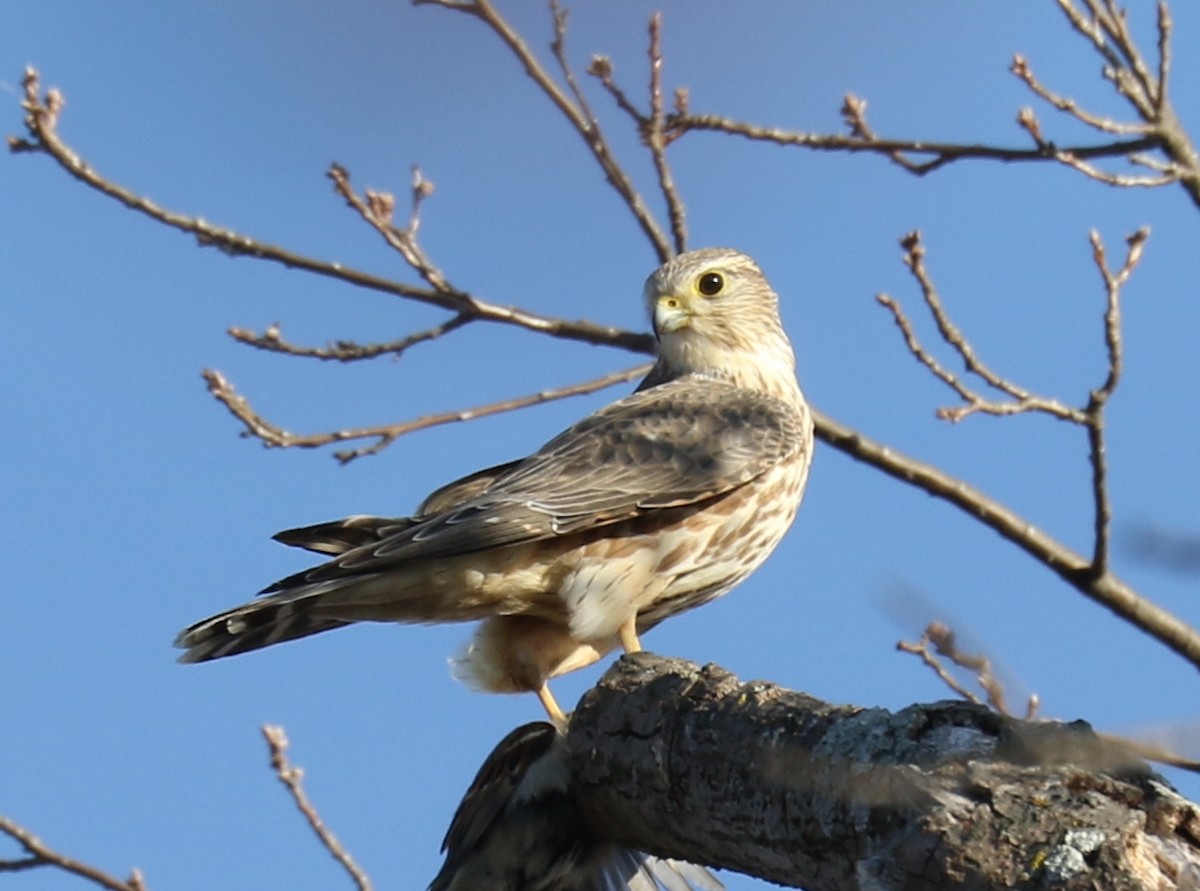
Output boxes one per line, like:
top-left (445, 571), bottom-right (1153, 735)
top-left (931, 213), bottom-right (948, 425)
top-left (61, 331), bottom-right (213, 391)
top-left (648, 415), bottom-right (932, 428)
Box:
top-left (643, 247), bottom-right (798, 398)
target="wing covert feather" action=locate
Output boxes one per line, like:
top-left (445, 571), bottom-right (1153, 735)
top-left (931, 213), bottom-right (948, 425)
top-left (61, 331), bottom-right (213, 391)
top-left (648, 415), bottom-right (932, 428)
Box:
top-left (266, 376), bottom-right (806, 590)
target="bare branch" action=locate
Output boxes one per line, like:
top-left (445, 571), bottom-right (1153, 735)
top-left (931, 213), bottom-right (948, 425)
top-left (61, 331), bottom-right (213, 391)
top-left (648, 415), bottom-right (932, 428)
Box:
top-left (1083, 227), bottom-right (1148, 574)
top-left (328, 162), bottom-right (454, 295)
top-left (228, 315), bottom-right (472, 362)
top-left (862, 225), bottom-right (1198, 663)
top-left (0, 816), bottom-right (146, 891)
top-left (545, 1), bottom-right (603, 147)
top-left (878, 232), bottom-right (1085, 424)
top-left (203, 363), bottom-right (652, 463)
top-left (898, 622), bottom-right (1200, 772)
top-left (896, 634), bottom-right (985, 708)
top-left (812, 406), bottom-right (1200, 672)
top-left (8, 69), bottom-right (653, 356)
top-left (669, 111), bottom-right (1158, 177)
top-left (1156, 1), bottom-right (1172, 111)
top-left (645, 14), bottom-right (687, 255)
top-left (898, 621), bottom-right (1016, 716)
top-left (586, 54), bottom-right (643, 124)
top-left (878, 227), bottom-right (1149, 582)
top-left (1048, 0), bottom-right (1200, 206)
top-left (584, 15), bottom-right (689, 255)
top-left (1056, 151), bottom-right (1179, 187)
top-left (1011, 53), bottom-right (1150, 136)
top-left (415, 0), bottom-right (674, 262)
top-left (262, 725), bottom-right (372, 891)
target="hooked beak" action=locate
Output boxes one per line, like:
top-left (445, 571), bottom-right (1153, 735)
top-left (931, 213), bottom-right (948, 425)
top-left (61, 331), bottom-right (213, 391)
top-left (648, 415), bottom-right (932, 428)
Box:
top-left (653, 293), bottom-right (692, 335)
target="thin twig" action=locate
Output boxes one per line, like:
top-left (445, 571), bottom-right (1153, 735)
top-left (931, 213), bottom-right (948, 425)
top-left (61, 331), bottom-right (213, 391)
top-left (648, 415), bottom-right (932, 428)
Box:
top-left (1050, 0), bottom-right (1200, 207)
top-left (1083, 227), bottom-right (1148, 574)
top-left (414, 0), bottom-right (673, 262)
top-left (262, 725), bottom-right (373, 891)
top-left (228, 315), bottom-right (473, 362)
top-left (1011, 54), bottom-right (1150, 136)
top-left (878, 233), bottom-right (1084, 424)
top-left (328, 163), bottom-right (454, 295)
top-left (1155, 1), bottom-right (1172, 111)
top-left (841, 94), bottom-right (924, 172)
top-left (645, 14), bottom-right (686, 255)
top-left (904, 621), bottom-right (1013, 716)
top-left (668, 112), bottom-right (1158, 177)
top-left (896, 636), bottom-right (984, 708)
top-left (204, 363), bottom-right (653, 464)
top-left (587, 55), bottom-right (643, 125)
top-left (899, 625), bottom-right (1200, 770)
top-left (1095, 730), bottom-right (1200, 774)
top-left (903, 233), bottom-right (1030, 404)
top-left (583, 17), bottom-right (688, 255)
top-left (0, 817), bottom-right (146, 891)
top-left (812, 406), bottom-right (1200, 672)
top-left (547, 2), bottom-right (598, 131)
top-left (875, 227), bottom-right (1161, 622)
top-left (875, 294), bottom-right (980, 410)
top-left (1054, 151), bottom-right (1178, 187)
top-left (8, 69), bottom-right (652, 356)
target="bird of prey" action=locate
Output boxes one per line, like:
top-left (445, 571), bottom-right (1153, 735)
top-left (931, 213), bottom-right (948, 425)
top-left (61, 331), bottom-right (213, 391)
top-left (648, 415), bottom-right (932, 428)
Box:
top-left (175, 247), bottom-right (813, 723)
top-left (428, 721), bottom-right (722, 891)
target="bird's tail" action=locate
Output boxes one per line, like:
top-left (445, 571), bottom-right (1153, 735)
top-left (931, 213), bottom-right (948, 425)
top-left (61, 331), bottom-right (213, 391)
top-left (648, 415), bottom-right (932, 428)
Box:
top-left (173, 594), bottom-right (352, 663)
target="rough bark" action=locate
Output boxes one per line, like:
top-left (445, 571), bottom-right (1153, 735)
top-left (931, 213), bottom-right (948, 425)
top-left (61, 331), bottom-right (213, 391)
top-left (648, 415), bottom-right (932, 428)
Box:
top-left (565, 653), bottom-right (1200, 890)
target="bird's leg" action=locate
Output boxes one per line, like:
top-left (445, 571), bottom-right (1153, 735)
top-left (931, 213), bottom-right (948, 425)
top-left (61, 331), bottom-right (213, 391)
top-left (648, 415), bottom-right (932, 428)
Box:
top-left (617, 615), bottom-right (642, 654)
top-left (537, 683), bottom-right (568, 729)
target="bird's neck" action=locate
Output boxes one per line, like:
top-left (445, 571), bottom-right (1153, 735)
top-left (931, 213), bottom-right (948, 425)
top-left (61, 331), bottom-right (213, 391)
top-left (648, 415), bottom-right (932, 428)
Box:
top-left (644, 330), bottom-right (802, 403)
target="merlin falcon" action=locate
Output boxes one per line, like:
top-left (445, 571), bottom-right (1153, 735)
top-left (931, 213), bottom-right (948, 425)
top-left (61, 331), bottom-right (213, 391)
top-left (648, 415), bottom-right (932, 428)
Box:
top-left (175, 248), bottom-right (814, 723)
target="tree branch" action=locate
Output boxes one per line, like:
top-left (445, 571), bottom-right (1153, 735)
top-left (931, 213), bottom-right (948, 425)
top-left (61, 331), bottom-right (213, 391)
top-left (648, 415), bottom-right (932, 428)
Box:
top-left (813, 406), bottom-right (1200, 671)
top-left (414, 0), bottom-right (675, 262)
top-left (566, 654), bottom-right (1200, 890)
top-left (0, 817), bottom-right (147, 891)
top-left (262, 725), bottom-right (372, 891)
top-left (644, 13), bottom-right (687, 255)
top-left (7, 69), bottom-right (653, 357)
top-left (203, 363), bottom-right (652, 463)
top-left (876, 232), bottom-right (1086, 424)
top-left (1084, 227), bottom-right (1146, 574)
top-left (668, 110), bottom-right (1159, 177)
top-left (897, 620), bottom-right (1027, 718)
top-left (227, 315), bottom-right (473, 362)
top-left (1050, 0), bottom-right (1200, 207)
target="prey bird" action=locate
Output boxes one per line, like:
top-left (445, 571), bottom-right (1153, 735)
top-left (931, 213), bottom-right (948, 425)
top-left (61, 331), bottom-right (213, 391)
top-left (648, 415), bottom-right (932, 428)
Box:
top-left (175, 248), bottom-right (814, 723)
top-left (428, 721), bottom-right (722, 891)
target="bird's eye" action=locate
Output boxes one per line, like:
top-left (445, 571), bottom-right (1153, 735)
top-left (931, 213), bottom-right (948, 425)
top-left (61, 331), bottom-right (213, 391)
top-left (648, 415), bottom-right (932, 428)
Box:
top-left (697, 271), bottom-right (724, 296)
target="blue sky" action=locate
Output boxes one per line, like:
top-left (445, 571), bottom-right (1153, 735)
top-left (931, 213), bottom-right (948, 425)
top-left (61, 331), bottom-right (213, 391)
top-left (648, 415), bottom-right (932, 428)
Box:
top-left (4, 3), bottom-right (1200, 889)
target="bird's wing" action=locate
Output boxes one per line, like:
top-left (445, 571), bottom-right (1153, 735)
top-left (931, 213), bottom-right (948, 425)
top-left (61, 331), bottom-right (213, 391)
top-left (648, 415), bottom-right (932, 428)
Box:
top-left (264, 376), bottom-right (806, 592)
top-left (417, 459), bottom-right (526, 515)
top-left (271, 460), bottom-right (523, 556)
top-left (271, 515), bottom-right (417, 556)
top-left (430, 722), bottom-right (724, 891)
top-left (602, 849), bottom-right (724, 891)
top-left (430, 722), bottom-right (562, 889)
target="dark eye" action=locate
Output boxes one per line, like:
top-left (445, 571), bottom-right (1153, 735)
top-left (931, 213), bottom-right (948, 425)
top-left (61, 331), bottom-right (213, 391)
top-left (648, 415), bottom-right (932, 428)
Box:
top-left (697, 271), bottom-right (724, 296)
